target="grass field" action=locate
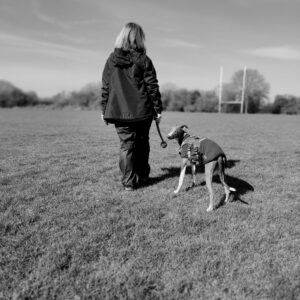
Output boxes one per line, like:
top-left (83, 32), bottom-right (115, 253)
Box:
top-left (0, 109), bottom-right (299, 299)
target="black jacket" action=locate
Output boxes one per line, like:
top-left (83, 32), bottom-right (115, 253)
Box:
top-left (101, 48), bottom-right (162, 123)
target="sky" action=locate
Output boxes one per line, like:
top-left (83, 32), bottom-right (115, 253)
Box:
top-left (1, 0), bottom-right (300, 100)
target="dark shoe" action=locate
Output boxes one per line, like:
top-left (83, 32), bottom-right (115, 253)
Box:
top-left (137, 176), bottom-right (149, 186)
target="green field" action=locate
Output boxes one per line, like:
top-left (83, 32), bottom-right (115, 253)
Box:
top-left (0, 109), bottom-right (299, 299)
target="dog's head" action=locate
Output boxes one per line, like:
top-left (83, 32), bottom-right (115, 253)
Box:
top-left (167, 125), bottom-right (189, 145)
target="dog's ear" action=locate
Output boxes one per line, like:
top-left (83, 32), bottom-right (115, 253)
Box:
top-left (181, 125), bottom-right (189, 132)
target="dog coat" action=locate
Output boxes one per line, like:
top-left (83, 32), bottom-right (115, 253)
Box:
top-left (179, 135), bottom-right (225, 164)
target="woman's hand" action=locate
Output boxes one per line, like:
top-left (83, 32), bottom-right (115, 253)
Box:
top-left (154, 113), bottom-right (162, 123)
top-left (101, 114), bottom-right (108, 125)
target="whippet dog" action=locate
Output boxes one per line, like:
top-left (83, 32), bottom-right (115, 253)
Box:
top-left (167, 125), bottom-right (236, 212)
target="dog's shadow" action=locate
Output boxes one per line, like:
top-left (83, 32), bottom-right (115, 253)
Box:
top-left (211, 174), bottom-right (254, 207)
top-left (147, 159), bottom-right (254, 206)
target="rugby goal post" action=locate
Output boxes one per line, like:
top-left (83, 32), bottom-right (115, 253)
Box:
top-left (218, 66), bottom-right (247, 113)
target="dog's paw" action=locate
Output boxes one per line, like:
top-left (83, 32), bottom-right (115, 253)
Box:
top-left (206, 206), bottom-right (214, 212)
top-left (171, 191), bottom-right (179, 198)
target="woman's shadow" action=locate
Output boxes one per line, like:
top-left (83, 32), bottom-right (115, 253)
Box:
top-left (147, 159), bottom-right (254, 206)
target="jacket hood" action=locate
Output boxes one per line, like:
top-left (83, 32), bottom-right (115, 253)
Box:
top-left (110, 49), bottom-right (133, 67)
top-left (110, 48), bottom-right (146, 67)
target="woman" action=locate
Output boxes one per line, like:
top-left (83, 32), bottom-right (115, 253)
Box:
top-left (101, 22), bottom-right (162, 191)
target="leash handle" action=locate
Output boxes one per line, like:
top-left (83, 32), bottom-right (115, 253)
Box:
top-left (155, 121), bottom-right (167, 148)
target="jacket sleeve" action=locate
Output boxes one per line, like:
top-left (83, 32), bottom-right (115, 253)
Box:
top-left (144, 56), bottom-right (162, 115)
top-left (101, 59), bottom-right (110, 114)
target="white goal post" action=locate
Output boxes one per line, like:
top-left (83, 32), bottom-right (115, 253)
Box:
top-left (218, 66), bottom-right (247, 113)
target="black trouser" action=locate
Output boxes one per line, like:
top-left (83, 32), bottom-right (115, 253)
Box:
top-left (115, 118), bottom-right (152, 188)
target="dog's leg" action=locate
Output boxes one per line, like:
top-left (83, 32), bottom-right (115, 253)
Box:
top-left (217, 156), bottom-right (236, 203)
top-left (205, 160), bottom-right (217, 212)
top-left (218, 156), bottom-right (231, 202)
top-left (191, 162), bottom-right (196, 187)
top-left (174, 158), bottom-right (188, 194)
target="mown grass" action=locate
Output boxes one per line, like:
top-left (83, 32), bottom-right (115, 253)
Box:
top-left (0, 109), bottom-right (299, 299)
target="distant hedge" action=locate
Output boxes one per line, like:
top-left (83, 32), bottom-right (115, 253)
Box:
top-left (0, 80), bottom-right (39, 108)
top-left (0, 80), bottom-right (299, 114)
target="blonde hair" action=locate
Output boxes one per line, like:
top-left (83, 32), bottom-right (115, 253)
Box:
top-left (115, 22), bottom-right (146, 52)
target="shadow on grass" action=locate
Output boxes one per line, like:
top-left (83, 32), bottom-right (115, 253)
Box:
top-left (213, 175), bottom-right (254, 208)
top-left (162, 159), bottom-right (240, 176)
top-left (148, 159), bottom-right (240, 184)
top-left (147, 159), bottom-right (254, 207)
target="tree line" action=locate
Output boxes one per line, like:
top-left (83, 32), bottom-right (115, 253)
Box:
top-left (1, 69), bottom-right (300, 114)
